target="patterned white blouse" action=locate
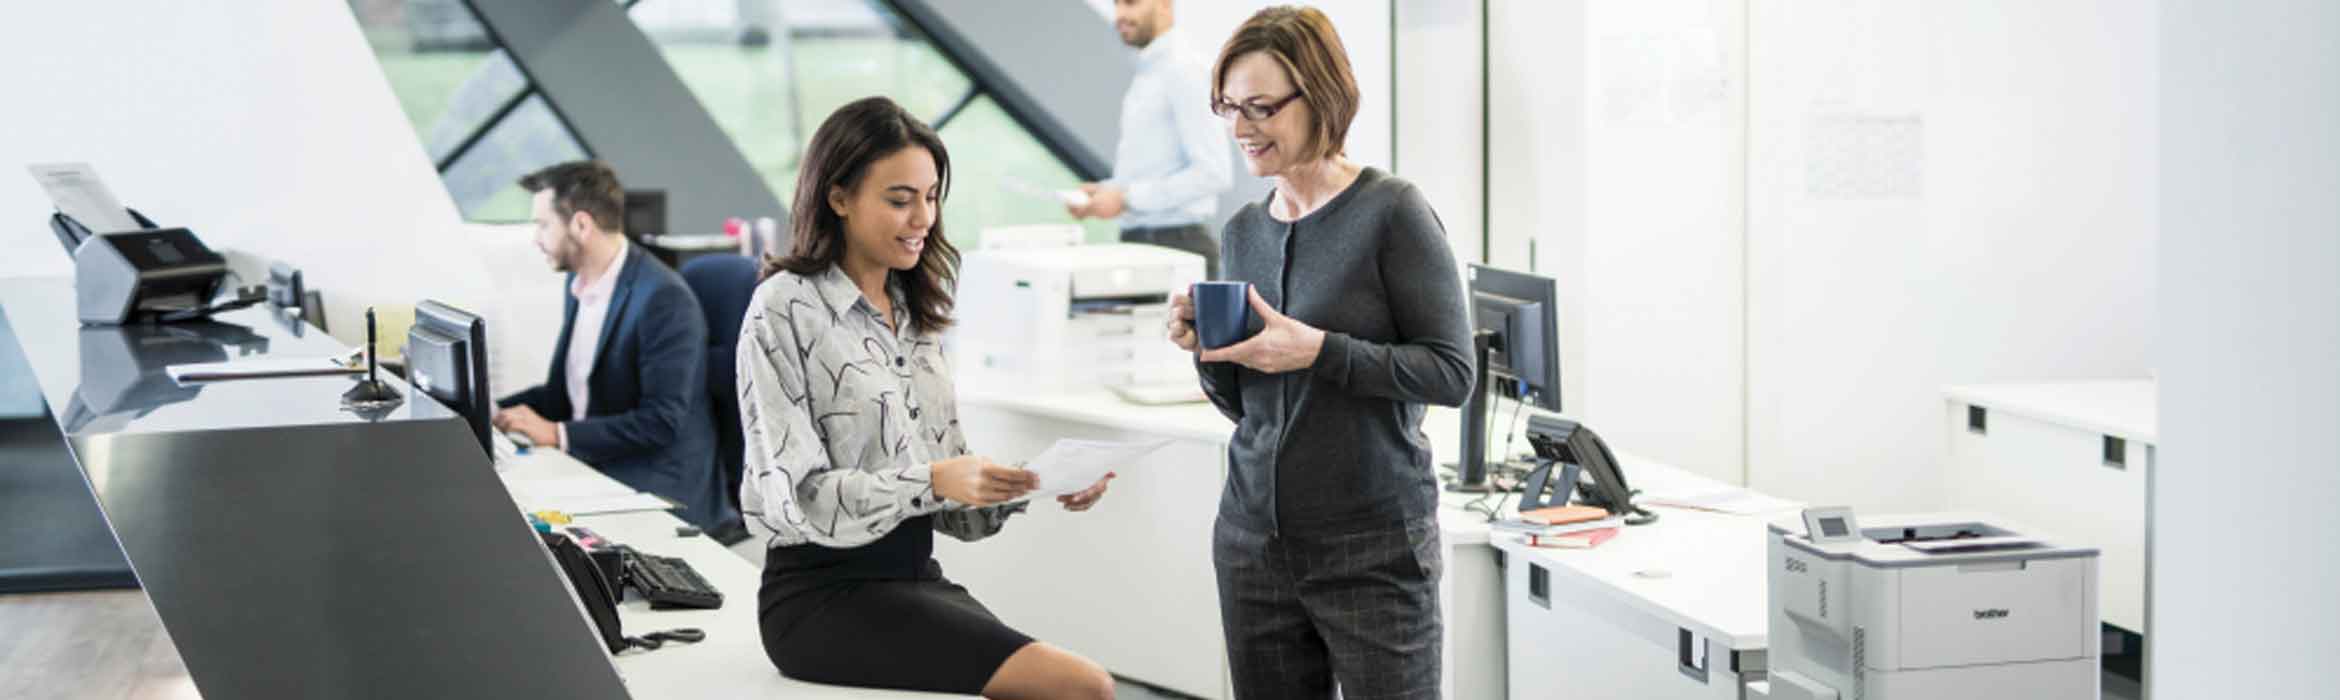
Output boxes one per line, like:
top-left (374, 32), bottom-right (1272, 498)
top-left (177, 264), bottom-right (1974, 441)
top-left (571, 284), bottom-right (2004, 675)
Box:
top-left (736, 264), bottom-right (1021, 548)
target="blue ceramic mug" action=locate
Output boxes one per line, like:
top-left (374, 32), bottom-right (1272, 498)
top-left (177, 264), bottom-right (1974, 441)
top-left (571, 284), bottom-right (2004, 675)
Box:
top-left (1192, 281), bottom-right (1263, 350)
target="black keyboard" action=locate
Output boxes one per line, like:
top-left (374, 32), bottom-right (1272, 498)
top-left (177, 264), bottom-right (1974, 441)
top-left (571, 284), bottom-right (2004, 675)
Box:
top-left (621, 548), bottom-right (724, 610)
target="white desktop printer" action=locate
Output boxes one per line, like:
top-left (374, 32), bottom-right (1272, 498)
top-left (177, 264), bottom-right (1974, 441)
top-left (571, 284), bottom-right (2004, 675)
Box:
top-left (953, 243), bottom-right (1205, 394)
top-left (1765, 511), bottom-right (2100, 700)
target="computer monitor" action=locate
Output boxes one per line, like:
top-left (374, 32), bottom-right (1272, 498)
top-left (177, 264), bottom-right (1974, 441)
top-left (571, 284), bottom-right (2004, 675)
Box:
top-left (624, 189), bottom-right (666, 237)
top-left (1451, 264), bottom-right (1563, 491)
top-left (264, 261), bottom-right (328, 333)
top-left (265, 262), bottom-right (304, 311)
top-left (1470, 264), bottom-right (1561, 410)
top-left (407, 300), bottom-right (493, 456)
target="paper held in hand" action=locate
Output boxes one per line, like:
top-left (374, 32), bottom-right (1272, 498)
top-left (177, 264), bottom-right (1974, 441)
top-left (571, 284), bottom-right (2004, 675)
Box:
top-left (1020, 438), bottom-right (1171, 498)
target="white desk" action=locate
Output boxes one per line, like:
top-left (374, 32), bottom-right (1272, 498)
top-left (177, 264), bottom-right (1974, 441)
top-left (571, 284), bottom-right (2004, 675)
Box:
top-left (1496, 458), bottom-right (1789, 699)
top-left (497, 451), bottom-right (972, 699)
top-left (945, 384), bottom-right (1789, 699)
top-left (1942, 379), bottom-right (2153, 633)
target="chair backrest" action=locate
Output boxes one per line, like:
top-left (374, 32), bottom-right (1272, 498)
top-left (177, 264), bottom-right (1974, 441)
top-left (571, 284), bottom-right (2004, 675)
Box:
top-left (678, 254), bottom-right (761, 508)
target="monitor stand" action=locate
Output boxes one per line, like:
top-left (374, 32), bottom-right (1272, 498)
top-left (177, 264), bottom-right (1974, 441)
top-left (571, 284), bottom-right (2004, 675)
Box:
top-left (1447, 330), bottom-right (1497, 492)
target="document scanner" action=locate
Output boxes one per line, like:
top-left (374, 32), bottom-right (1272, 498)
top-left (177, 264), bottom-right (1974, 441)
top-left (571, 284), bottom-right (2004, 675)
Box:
top-left (52, 211), bottom-right (253, 325)
top-left (1764, 511), bottom-right (2101, 700)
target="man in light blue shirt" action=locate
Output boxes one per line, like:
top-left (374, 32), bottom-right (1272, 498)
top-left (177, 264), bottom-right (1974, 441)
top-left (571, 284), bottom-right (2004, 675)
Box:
top-left (1070, 0), bottom-right (1234, 276)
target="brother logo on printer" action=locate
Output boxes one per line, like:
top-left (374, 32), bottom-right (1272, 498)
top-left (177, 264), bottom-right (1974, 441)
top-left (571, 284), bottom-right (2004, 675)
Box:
top-left (1973, 608), bottom-right (2010, 620)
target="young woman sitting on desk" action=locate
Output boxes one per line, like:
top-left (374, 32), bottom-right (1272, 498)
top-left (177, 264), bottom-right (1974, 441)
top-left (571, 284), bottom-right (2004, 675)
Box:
top-left (737, 96), bottom-right (1117, 699)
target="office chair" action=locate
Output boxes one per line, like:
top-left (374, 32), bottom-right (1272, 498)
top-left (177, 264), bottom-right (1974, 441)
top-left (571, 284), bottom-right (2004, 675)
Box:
top-left (680, 255), bottom-right (759, 545)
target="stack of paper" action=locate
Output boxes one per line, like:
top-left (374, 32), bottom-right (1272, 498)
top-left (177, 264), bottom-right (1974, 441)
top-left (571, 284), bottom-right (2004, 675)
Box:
top-left (502, 475), bottom-right (672, 515)
top-left (1499, 505), bottom-right (1625, 548)
top-left (29, 162), bottom-right (139, 234)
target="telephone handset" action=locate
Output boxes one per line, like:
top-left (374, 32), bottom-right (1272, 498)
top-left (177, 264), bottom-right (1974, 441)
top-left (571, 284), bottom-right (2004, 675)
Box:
top-left (1524, 413), bottom-right (1658, 526)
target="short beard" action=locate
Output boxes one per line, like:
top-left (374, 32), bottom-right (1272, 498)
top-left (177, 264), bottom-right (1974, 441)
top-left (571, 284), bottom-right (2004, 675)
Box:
top-left (1123, 19), bottom-right (1157, 48)
top-left (552, 236), bottom-right (582, 273)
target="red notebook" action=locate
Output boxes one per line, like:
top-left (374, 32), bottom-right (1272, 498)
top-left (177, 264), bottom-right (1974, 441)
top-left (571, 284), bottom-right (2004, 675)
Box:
top-left (1527, 527), bottom-right (1620, 549)
top-left (1520, 504), bottom-right (1610, 526)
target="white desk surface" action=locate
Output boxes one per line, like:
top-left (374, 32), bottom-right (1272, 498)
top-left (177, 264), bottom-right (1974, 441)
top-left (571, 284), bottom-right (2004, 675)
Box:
top-left (960, 384), bottom-right (1796, 652)
top-left (957, 386), bottom-right (1768, 547)
top-left (1489, 447), bottom-right (1788, 651)
top-left (1495, 509), bottom-right (1778, 652)
top-left (497, 451), bottom-right (972, 699)
top-left (1942, 379), bottom-right (2157, 442)
top-left (961, 386), bottom-right (1518, 545)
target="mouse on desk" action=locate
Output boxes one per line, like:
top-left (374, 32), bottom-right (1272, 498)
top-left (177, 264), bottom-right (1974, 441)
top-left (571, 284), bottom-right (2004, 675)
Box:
top-left (503, 430), bottom-right (534, 453)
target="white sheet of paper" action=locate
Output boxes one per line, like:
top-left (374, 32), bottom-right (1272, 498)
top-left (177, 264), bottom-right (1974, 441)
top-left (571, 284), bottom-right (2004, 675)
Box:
top-left (28, 162), bottom-right (140, 234)
top-left (501, 475), bottom-right (667, 514)
top-left (1022, 438), bottom-right (1170, 498)
top-left (542, 493), bottom-right (675, 515)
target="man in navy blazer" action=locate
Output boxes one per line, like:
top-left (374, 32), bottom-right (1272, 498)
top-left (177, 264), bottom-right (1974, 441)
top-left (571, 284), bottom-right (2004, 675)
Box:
top-left (492, 161), bottom-right (733, 531)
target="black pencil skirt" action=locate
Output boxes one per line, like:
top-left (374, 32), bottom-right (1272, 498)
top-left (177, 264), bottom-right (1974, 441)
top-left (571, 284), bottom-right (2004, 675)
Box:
top-left (757, 517), bottom-right (1034, 694)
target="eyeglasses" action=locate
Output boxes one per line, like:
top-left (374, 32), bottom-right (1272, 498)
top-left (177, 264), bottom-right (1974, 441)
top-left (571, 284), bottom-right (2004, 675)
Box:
top-left (1211, 91), bottom-right (1305, 122)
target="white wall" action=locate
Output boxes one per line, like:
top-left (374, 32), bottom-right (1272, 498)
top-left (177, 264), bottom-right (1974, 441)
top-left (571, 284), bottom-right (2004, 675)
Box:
top-left (1487, 0), bottom-right (1589, 416)
top-left (1467, 0), bottom-right (2157, 501)
top-left (0, 1), bottom-right (499, 352)
top-left (1744, 0), bottom-right (2158, 510)
top-left (1486, 0), bottom-right (1747, 482)
top-left (1393, 0), bottom-right (1483, 267)
top-left (2154, 0), bottom-right (2340, 695)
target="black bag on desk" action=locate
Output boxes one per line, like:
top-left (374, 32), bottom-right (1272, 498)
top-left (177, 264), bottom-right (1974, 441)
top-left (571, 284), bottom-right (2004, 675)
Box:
top-left (541, 532), bottom-right (627, 653)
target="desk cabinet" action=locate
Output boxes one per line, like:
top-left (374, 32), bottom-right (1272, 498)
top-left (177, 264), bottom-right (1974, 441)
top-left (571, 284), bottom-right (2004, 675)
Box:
top-left (1500, 545), bottom-right (1763, 700)
top-left (1942, 381), bottom-right (2152, 634)
top-left (937, 403), bottom-right (1233, 698)
top-left (939, 396), bottom-right (1512, 700)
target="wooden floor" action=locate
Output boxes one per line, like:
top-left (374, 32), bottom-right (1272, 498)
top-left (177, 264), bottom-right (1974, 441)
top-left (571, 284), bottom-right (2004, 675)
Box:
top-left (0, 590), bottom-right (196, 700)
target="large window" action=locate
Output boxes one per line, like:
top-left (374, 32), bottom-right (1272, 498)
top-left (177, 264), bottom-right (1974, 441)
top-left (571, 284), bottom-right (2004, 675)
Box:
top-left (353, 0), bottom-right (586, 222)
top-left (633, 0), bottom-right (1113, 245)
top-left (354, 0), bottom-right (1113, 243)
top-left (634, 0), bottom-right (967, 206)
top-left (936, 95), bottom-right (1101, 244)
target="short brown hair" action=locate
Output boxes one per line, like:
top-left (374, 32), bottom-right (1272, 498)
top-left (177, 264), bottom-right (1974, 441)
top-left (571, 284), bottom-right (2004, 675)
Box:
top-left (517, 160), bottom-right (625, 233)
top-left (1211, 6), bottom-right (1360, 162)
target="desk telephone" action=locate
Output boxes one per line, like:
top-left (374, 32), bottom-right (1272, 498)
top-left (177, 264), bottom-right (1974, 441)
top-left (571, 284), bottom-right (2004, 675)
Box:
top-left (1522, 414), bottom-right (1658, 525)
top-left (540, 530), bottom-right (718, 654)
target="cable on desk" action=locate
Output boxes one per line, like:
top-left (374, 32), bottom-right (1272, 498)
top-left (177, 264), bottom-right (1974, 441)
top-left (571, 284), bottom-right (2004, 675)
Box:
top-left (621, 627), bottom-right (707, 652)
top-left (1500, 388), bottom-right (1528, 462)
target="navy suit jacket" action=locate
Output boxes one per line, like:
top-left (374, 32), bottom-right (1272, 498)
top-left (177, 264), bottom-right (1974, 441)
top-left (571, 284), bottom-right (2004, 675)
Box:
top-left (498, 248), bottom-right (733, 529)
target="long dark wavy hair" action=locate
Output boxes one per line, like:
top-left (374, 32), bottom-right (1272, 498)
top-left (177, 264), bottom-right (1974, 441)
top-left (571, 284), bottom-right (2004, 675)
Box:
top-left (763, 96), bottom-right (959, 334)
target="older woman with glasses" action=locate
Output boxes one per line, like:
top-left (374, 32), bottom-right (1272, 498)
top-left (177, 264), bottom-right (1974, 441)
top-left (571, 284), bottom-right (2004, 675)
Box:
top-left (1163, 6), bottom-right (1475, 699)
